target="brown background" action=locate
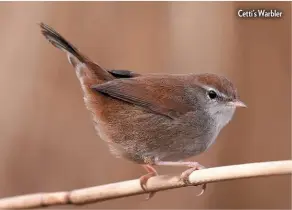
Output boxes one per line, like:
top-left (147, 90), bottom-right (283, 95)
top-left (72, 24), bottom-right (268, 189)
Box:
top-left (0, 2), bottom-right (290, 209)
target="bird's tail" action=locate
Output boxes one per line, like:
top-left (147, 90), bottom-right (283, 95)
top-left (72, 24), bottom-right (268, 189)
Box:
top-left (39, 22), bottom-right (86, 64)
top-left (39, 22), bottom-right (114, 82)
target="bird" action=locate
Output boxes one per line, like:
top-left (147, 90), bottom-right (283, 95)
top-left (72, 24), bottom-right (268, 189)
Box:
top-left (39, 22), bottom-right (246, 199)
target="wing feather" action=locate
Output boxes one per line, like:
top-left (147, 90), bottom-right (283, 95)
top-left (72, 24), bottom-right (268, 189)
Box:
top-left (91, 77), bottom-right (194, 119)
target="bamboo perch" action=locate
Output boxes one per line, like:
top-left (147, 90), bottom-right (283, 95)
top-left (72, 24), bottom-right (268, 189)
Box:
top-left (0, 160), bottom-right (291, 209)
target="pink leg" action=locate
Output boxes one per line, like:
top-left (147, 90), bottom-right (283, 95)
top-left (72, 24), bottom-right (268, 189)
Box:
top-left (139, 164), bottom-right (158, 200)
top-left (155, 160), bottom-right (207, 196)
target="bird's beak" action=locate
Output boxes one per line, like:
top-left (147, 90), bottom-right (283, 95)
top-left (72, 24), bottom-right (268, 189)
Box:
top-left (230, 100), bottom-right (247, 108)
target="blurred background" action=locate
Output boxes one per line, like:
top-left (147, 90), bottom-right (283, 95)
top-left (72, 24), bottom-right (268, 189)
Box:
top-left (0, 1), bottom-right (290, 209)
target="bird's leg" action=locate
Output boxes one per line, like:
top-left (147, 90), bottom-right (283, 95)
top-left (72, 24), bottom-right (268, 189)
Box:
top-left (154, 159), bottom-right (206, 196)
top-left (139, 164), bottom-right (158, 200)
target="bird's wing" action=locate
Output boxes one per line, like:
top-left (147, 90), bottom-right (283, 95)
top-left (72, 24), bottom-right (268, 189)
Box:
top-left (91, 77), bottom-right (194, 119)
top-left (107, 69), bottom-right (141, 78)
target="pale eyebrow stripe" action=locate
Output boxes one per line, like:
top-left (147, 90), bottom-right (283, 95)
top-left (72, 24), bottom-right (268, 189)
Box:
top-left (201, 85), bottom-right (228, 98)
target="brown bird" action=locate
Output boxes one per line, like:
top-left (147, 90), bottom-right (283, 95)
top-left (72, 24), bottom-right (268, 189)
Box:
top-left (39, 22), bottom-right (246, 199)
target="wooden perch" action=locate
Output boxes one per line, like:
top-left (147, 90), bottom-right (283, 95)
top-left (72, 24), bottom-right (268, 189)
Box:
top-left (0, 160), bottom-right (291, 209)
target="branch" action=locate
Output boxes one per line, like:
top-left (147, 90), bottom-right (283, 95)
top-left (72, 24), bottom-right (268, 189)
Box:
top-left (0, 160), bottom-right (291, 209)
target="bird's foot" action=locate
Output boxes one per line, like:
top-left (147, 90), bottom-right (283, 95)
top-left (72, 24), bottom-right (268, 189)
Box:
top-left (139, 164), bottom-right (158, 200)
top-left (179, 162), bottom-right (206, 196)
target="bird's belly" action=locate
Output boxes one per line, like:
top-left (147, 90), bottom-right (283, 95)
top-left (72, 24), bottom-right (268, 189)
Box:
top-left (103, 122), bottom-right (217, 163)
top-left (153, 134), bottom-right (217, 162)
top-left (91, 102), bottom-right (217, 164)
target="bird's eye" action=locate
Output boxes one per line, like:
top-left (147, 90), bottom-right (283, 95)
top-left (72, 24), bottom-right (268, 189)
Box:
top-left (208, 90), bottom-right (218, 99)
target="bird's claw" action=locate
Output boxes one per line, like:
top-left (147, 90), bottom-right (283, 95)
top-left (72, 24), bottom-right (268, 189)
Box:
top-left (196, 183), bottom-right (206, 196)
top-left (140, 165), bottom-right (158, 200)
top-left (179, 163), bottom-right (207, 196)
top-left (140, 172), bottom-right (156, 190)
